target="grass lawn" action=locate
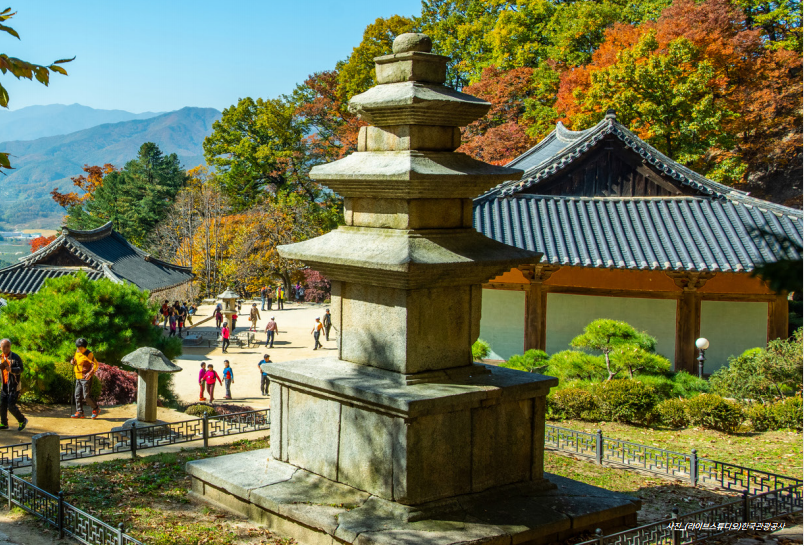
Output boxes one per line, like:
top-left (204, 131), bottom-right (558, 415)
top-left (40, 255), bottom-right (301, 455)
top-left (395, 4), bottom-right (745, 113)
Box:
top-left (549, 419), bottom-right (803, 478)
top-left (56, 437), bottom-right (293, 545)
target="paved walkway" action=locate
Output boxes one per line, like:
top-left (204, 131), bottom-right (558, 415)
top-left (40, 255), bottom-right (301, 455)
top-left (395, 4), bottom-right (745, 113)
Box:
top-left (172, 299), bottom-right (336, 407)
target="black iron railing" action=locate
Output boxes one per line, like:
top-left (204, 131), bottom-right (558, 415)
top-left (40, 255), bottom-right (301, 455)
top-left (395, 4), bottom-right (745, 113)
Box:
top-left (545, 424), bottom-right (802, 495)
top-left (0, 466), bottom-right (140, 545)
top-left (578, 483), bottom-right (802, 545)
top-left (0, 408), bottom-right (271, 469)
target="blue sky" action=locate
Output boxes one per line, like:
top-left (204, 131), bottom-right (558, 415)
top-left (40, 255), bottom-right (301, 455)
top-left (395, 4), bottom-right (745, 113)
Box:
top-left (4, 1), bottom-right (423, 113)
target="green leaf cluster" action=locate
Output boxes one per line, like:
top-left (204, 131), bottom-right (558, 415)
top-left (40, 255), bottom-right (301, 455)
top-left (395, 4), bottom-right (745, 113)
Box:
top-left (0, 273), bottom-right (181, 399)
top-left (570, 318), bottom-right (659, 380)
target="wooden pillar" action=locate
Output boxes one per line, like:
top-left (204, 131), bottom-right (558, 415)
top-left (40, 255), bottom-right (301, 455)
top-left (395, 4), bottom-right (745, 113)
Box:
top-left (767, 294), bottom-right (789, 341)
top-left (667, 272), bottom-right (713, 374)
top-left (521, 265), bottom-right (558, 352)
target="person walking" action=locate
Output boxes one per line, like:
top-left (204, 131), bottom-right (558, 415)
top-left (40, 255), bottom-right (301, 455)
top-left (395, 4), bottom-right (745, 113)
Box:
top-left (198, 362), bottom-right (208, 401)
top-left (203, 364), bottom-right (222, 403)
top-left (187, 303), bottom-right (197, 326)
top-left (178, 304), bottom-right (187, 337)
top-left (71, 338), bottom-right (100, 420)
top-left (260, 285), bottom-right (267, 311)
top-left (221, 322), bottom-right (231, 353)
top-left (298, 285), bottom-right (305, 303)
top-left (222, 360), bottom-right (234, 399)
top-left (276, 285), bottom-right (284, 310)
top-left (311, 318), bottom-right (324, 350)
top-left (214, 306), bottom-right (224, 331)
top-left (266, 287), bottom-right (273, 311)
top-left (294, 282), bottom-right (302, 303)
top-left (161, 300), bottom-right (170, 329)
top-left (322, 309), bottom-right (332, 341)
top-left (265, 317), bottom-right (278, 348)
top-left (231, 311), bottom-right (238, 332)
top-left (249, 304), bottom-right (261, 332)
top-left (258, 354), bottom-right (271, 396)
top-left (168, 310), bottom-right (177, 337)
top-left (0, 339), bottom-right (27, 431)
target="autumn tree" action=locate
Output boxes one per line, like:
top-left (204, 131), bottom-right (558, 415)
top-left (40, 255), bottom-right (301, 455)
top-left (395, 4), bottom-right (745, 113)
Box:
top-left (29, 235), bottom-right (56, 253)
top-left (51, 163), bottom-right (116, 209)
top-left (0, 8), bottom-right (73, 171)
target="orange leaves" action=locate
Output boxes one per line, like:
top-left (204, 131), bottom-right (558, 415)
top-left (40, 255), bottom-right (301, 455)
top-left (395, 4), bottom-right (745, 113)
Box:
top-left (51, 163), bottom-right (116, 209)
top-left (29, 235), bottom-right (56, 253)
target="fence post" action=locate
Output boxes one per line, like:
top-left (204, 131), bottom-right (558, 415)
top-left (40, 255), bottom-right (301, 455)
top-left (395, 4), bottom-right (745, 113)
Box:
top-left (742, 490), bottom-right (750, 523)
top-left (117, 522), bottom-right (125, 545)
top-left (202, 412), bottom-right (209, 449)
top-left (690, 449), bottom-right (698, 486)
top-left (671, 508), bottom-right (681, 545)
top-left (57, 490), bottom-right (65, 539)
top-left (595, 430), bottom-right (603, 465)
top-left (6, 465), bottom-right (12, 510)
top-left (130, 422), bottom-right (137, 459)
top-left (594, 528), bottom-right (603, 545)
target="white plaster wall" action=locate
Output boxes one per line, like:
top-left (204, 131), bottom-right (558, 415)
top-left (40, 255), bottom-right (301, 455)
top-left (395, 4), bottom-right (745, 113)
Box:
top-left (545, 293), bottom-right (677, 361)
top-left (700, 301), bottom-right (768, 372)
top-left (479, 289), bottom-right (525, 360)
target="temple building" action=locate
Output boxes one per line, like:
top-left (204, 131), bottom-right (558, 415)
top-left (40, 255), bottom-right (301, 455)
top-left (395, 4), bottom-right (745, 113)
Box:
top-left (0, 222), bottom-right (193, 297)
top-left (474, 112), bottom-right (803, 373)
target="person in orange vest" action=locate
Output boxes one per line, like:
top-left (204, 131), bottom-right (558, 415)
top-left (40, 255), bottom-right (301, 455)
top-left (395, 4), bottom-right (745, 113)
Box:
top-left (71, 338), bottom-right (100, 419)
top-left (0, 339), bottom-right (27, 431)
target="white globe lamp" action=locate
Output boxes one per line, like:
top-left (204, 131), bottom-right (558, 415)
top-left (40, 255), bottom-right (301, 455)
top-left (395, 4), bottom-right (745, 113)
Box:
top-left (695, 337), bottom-right (709, 378)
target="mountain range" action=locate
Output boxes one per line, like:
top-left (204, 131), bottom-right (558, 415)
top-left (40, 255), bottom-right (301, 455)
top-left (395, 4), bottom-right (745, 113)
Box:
top-left (0, 105), bottom-right (221, 228)
top-left (0, 104), bottom-right (164, 142)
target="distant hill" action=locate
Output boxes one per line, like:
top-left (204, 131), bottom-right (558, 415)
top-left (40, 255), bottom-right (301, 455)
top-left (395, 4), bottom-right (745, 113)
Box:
top-left (0, 104), bottom-right (163, 142)
top-left (0, 107), bottom-right (221, 228)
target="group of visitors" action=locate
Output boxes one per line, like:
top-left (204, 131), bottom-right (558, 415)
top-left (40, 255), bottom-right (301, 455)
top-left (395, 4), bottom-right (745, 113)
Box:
top-left (160, 300), bottom-right (197, 337)
top-left (259, 285), bottom-right (286, 311)
top-left (198, 360), bottom-right (235, 403)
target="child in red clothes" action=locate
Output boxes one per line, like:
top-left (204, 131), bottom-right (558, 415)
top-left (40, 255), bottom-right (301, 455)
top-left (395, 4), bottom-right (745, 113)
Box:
top-left (204, 364), bottom-right (223, 403)
top-left (198, 362), bottom-right (207, 401)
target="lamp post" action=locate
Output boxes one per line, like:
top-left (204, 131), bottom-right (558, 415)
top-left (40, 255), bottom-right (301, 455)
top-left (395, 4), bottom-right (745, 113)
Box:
top-left (695, 337), bottom-right (709, 379)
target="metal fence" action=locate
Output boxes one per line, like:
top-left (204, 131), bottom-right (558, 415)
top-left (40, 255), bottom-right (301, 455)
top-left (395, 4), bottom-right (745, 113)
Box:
top-left (578, 483), bottom-right (802, 545)
top-left (545, 424), bottom-right (802, 495)
top-left (0, 408), bottom-right (271, 469)
top-left (0, 466), bottom-right (140, 545)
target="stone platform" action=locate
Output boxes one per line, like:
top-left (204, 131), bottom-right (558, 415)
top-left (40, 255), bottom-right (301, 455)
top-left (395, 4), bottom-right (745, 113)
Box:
top-left (186, 450), bottom-right (640, 545)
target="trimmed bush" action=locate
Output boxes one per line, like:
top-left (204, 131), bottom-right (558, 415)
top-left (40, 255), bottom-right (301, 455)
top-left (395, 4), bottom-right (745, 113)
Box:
top-left (549, 388), bottom-right (597, 420)
top-left (596, 379), bottom-right (658, 425)
top-left (746, 403), bottom-right (775, 432)
top-left (95, 363), bottom-right (137, 406)
top-left (185, 404), bottom-right (218, 417)
top-left (771, 396), bottom-right (803, 431)
top-left (656, 398), bottom-right (688, 428)
top-left (686, 394), bottom-right (744, 433)
top-left (472, 339), bottom-right (491, 361)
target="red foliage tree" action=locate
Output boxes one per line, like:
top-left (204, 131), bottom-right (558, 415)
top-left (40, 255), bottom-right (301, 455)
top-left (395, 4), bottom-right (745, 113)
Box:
top-left (29, 235), bottom-right (56, 253)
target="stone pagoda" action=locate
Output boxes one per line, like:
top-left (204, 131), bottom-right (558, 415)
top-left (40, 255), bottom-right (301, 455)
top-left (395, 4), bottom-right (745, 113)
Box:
top-left (187, 33), bottom-right (639, 544)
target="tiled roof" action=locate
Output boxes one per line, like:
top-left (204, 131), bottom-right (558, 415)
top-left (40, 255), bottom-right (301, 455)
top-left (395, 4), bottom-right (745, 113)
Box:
top-left (473, 195), bottom-right (803, 272)
top-left (480, 113), bottom-right (750, 204)
top-left (0, 222), bottom-right (193, 296)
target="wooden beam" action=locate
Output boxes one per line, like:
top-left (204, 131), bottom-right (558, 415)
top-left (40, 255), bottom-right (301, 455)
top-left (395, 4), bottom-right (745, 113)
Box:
top-left (482, 283), bottom-right (529, 291)
top-left (545, 285), bottom-right (680, 300)
top-left (767, 294), bottom-right (789, 341)
top-left (701, 292), bottom-right (777, 302)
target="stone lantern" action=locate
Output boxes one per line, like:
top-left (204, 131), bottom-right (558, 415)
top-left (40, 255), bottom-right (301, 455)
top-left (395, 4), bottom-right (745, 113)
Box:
top-left (121, 347), bottom-right (182, 424)
top-left (216, 288), bottom-right (239, 328)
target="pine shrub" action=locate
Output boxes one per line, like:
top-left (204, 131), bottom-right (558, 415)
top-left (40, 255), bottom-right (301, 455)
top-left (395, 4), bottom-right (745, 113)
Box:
top-left (686, 394), bottom-right (744, 433)
top-left (472, 339), bottom-right (491, 361)
top-left (670, 371), bottom-right (710, 398)
top-left (746, 403), bottom-right (775, 432)
top-left (503, 349), bottom-right (549, 373)
top-left (771, 396), bottom-right (803, 431)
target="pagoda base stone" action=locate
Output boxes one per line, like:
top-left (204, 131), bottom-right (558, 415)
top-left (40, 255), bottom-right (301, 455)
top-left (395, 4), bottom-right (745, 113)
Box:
top-left (186, 450), bottom-right (640, 545)
top-left (263, 358), bottom-right (556, 504)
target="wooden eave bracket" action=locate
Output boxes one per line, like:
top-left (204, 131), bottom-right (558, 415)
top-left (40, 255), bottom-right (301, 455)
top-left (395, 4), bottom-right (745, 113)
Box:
top-left (665, 271), bottom-right (716, 291)
top-left (519, 264), bottom-right (560, 283)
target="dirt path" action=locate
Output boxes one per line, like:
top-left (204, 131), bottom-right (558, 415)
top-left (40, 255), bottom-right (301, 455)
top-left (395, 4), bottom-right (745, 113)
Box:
top-left (0, 509), bottom-right (76, 544)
